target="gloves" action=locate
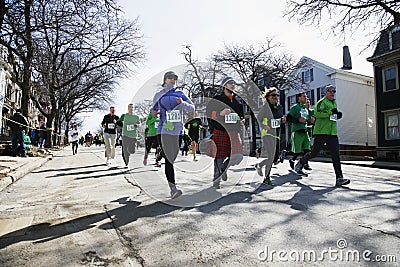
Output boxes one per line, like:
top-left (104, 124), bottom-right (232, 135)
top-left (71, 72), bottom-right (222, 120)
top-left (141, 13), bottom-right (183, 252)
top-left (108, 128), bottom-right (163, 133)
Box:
top-left (337, 112), bottom-right (343, 119)
top-left (331, 108), bottom-right (338, 114)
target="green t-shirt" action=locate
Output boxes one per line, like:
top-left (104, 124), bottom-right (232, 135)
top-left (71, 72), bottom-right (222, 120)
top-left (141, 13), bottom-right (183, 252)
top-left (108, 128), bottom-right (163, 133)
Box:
top-left (145, 112), bottom-right (160, 136)
top-left (288, 102), bottom-right (309, 132)
top-left (118, 113), bottom-right (140, 138)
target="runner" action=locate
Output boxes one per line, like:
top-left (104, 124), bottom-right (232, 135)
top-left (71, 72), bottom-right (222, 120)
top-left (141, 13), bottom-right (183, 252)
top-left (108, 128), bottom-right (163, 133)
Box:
top-left (101, 106), bottom-right (119, 165)
top-left (144, 110), bottom-right (161, 166)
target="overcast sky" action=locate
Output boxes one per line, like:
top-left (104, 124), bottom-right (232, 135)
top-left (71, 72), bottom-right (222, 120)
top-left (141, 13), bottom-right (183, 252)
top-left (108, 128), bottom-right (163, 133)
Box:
top-left (80, 0), bottom-right (375, 133)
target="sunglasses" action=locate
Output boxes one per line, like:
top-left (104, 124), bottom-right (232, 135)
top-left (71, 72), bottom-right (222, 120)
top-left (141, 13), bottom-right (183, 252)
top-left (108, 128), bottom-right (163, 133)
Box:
top-left (269, 94), bottom-right (279, 97)
top-left (167, 76), bottom-right (177, 80)
top-left (327, 90), bottom-right (336, 93)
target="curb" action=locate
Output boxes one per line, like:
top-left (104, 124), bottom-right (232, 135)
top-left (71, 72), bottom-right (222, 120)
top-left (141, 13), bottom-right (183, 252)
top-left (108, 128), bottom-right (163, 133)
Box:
top-left (0, 155), bottom-right (52, 191)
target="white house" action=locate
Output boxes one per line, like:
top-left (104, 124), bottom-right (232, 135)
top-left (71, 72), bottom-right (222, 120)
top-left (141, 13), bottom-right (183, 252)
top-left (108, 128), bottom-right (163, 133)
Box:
top-left (283, 56), bottom-right (376, 149)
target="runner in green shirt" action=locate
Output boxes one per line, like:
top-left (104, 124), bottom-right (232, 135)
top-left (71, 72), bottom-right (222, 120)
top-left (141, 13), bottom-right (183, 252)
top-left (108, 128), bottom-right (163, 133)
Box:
top-left (117, 104), bottom-right (141, 167)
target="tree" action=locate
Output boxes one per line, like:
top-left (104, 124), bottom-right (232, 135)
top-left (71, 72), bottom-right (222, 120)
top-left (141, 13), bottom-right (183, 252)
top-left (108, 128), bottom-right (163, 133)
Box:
top-left (30, 0), bottom-right (145, 147)
top-left (285, 0), bottom-right (400, 49)
top-left (134, 100), bottom-right (153, 119)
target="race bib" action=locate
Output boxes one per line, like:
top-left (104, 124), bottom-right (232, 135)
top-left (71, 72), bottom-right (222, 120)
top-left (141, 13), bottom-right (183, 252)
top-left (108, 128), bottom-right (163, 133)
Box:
top-left (225, 113), bottom-right (239, 124)
top-left (271, 119), bottom-right (281, 129)
top-left (330, 114), bottom-right (337, 122)
top-left (108, 123), bottom-right (115, 129)
top-left (126, 124), bottom-right (136, 131)
top-left (154, 122), bottom-right (159, 128)
top-left (166, 110), bottom-right (181, 122)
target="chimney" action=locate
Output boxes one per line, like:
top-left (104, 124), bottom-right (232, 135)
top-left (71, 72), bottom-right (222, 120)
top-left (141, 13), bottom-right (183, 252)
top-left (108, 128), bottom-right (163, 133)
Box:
top-left (341, 45), bottom-right (352, 70)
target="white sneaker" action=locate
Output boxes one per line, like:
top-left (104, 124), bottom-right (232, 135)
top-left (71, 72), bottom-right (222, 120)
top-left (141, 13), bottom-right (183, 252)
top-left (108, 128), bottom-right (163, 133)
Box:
top-left (106, 159), bottom-right (111, 165)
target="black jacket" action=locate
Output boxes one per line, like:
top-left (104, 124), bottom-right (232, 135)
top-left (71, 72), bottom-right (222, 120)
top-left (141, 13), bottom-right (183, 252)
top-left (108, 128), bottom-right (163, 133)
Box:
top-left (7, 112), bottom-right (28, 132)
top-left (206, 93), bottom-right (244, 132)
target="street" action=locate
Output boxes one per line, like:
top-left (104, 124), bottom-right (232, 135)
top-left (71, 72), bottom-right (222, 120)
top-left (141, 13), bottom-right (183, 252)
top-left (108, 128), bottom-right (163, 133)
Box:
top-left (0, 145), bottom-right (399, 266)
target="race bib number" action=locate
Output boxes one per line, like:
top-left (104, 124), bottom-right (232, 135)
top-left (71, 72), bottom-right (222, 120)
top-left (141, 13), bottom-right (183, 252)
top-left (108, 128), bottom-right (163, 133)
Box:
top-left (330, 114), bottom-right (337, 122)
top-left (108, 123), bottom-right (115, 129)
top-left (166, 110), bottom-right (181, 122)
top-left (154, 122), bottom-right (159, 128)
top-left (126, 124), bottom-right (136, 131)
top-left (271, 119), bottom-right (281, 129)
top-left (225, 113), bottom-right (239, 124)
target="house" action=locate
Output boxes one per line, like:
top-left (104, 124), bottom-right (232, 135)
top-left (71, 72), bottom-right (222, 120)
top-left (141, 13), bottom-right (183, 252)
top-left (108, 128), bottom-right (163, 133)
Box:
top-left (367, 25), bottom-right (400, 161)
top-left (283, 56), bottom-right (376, 155)
top-left (0, 44), bottom-right (43, 142)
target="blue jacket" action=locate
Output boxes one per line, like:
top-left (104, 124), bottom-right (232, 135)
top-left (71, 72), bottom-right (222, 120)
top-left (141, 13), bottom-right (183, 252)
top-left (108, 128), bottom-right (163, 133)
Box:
top-left (152, 84), bottom-right (195, 135)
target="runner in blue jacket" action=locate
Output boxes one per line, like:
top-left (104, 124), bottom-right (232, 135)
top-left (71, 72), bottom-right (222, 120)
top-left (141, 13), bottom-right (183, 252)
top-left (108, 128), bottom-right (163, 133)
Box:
top-left (152, 71), bottom-right (195, 198)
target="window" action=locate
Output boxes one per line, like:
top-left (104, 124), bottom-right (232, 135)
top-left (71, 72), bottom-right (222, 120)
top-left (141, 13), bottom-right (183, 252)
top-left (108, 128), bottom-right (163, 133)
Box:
top-left (383, 66), bottom-right (398, 91)
top-left (287, 95), bottom-right (296, 109)
top-left (316, 87), bottom-right (326, 101)
top-left (301, 68), bottom-right (314, 84)
top-left (305, 90), bottom-right (315, 106)
top-left (386, 112), bottom-right (400, 140)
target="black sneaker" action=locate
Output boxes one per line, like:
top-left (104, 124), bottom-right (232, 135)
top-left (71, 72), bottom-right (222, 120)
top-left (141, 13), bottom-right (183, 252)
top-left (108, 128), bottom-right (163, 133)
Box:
top-left (289, 159), bottom-right (295, 170)
top-left (213, 182), bottom-right (221, 189)
top-left (304, 164), bottom-right (312, 171)
top-left (335, 178), bottom-right (350, 186)
top-left (296, 169), bottom-right (308, 177)
top-left (262, 176), bottom-right (274, 186)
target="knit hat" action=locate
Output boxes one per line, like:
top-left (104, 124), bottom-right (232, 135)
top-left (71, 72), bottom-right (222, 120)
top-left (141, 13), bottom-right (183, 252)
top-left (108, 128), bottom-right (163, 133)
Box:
top-left (163, 71), bottom-right (178, 82)
top-left (220, 77), bottom-right (235, 89)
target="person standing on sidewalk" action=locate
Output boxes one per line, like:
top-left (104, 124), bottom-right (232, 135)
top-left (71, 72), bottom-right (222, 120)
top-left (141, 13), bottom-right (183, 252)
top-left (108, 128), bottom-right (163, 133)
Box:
top-left (69, 124), bottom-right (79, 155)
top-left (143, 110), bottom-right (161, 166)
top-left (254, 88), bottom-right (286, 186)
top-left (152, 71), bottom-right (195, 198)
top-left (295, 85), bottom-right (350, 186)
top-left (206, 77), bottom-right (245, 189)
top-left (7, 109), bottom-right (28, 157)
top-left (286, 92), bottom-right (315, 176)
top-left (117, 104), bottom-right (141, 167)
top-left (101, 106), bottom-right (119, 165)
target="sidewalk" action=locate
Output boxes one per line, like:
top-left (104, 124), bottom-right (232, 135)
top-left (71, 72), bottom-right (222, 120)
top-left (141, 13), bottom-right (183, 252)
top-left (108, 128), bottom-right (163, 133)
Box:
top-left (0, 147), bottom-right (62, 191)
top-left (313, 157), bottom-right (400, 171)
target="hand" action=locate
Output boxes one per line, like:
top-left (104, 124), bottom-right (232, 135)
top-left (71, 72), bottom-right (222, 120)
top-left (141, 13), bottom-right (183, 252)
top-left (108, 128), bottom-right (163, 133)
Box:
top-left (331, 108), bottom-right (338, 114)
top-left (176, 97), bottom-right (182, 104)
top-left (152, 110), bottom-right (158, 118)
top-left (337, 112), bottom-right (343, 119)
top-left (281, 116), bottom-right (286, 124)
top-left (263, 125), bottom-right (270, 131)
top-left (220, 108), bottom-right (231, 116)
top-left (299, 117), bottom-right (306, 123)
top-left (310, 116), bottom-right (316, 123)
top-left (240, 118), bottom-right (246, 126)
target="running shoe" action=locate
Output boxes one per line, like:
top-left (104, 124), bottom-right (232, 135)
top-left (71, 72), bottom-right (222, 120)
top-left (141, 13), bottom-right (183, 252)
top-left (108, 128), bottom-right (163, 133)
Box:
top-left (143, 159), bottom-right (147, 166)
top-left (255, 163), bottom-right (263, 177)
top-left (335, 178), bottom-right (351, 186)
top-left (289, 159), bottom-right (295, 170)
top-left (262, 176), bottom-right (274, 186)
top-left (170, 188), bottom-right (183, 199)
top-left (304, 164), bottom-right (312, 171)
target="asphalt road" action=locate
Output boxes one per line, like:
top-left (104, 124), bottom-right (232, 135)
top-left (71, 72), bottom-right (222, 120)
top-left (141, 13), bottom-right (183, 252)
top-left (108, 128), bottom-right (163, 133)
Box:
top-left (0, 145), bottom-right (399, 266)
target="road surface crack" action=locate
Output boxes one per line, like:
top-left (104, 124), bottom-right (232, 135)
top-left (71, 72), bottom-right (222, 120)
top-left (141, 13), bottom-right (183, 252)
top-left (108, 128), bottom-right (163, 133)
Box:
top-left (104, 204), bottom-right (145, 266)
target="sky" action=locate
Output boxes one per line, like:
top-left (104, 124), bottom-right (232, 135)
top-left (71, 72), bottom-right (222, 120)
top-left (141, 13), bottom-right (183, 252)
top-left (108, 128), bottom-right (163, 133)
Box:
top-left (80, 0), bottom-right (375, 133)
